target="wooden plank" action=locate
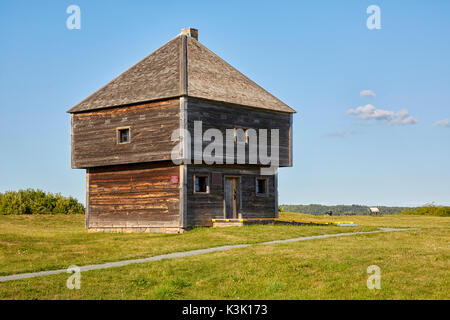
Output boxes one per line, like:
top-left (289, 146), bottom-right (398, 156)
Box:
top-left (224, 178), bottom-right (233, 218)
top-left (180, 36), bottom-right (188, 96)
top-left (87, 162), bottom-right (180, 228)
top-left (72, 99), bottom-right (180, 168)
top-left (86, 169), bottom-right (90, 228)
top-left (186, 98), bottom-right (292, 167)
top-left (185, 164), bottom-right (277, 227)
top-left (289, 113), bottom-right (293, 167)
top-left (274, 172), bottom-right (278, 219)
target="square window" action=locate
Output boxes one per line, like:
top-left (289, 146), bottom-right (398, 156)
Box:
top-left (194, 175), bottom-right (209, 193)
top-left (117, 128), bottom-right (130, 144)
top-left (256, 178), bottom-right (267, 195)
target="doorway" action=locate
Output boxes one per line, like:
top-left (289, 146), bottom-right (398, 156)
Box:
top-left (224, 177), bottom-right (239, 219)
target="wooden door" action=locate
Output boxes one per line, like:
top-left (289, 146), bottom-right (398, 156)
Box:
top-left (224, 178), bottom-right (238, 218)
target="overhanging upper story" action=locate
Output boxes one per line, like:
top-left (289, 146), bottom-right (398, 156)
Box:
top-left (68, 28), bottom-right (296, 169)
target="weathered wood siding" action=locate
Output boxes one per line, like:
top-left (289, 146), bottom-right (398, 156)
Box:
top-left (87, 162), bottom-right (180, 228)
top-left (186, 97), bottom-right (292, 167)
top-left (186, 164), bottom-right (277, 227)
top-left (71, 99), bottom-right (180, 168)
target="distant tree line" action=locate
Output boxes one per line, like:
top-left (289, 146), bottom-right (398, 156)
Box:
top-left (401, 206), bottom-right (450, 217)
top-left (279, 204), bottom-right (415, 216)
top-left (0, 189), bottom-right (84, 215)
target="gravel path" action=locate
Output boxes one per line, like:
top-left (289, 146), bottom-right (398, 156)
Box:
top-left (0, 227), bottom-right (414, 282)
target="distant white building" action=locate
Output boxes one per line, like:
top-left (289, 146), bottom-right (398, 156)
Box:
top-left (368, 207), bottom-right (380, 215)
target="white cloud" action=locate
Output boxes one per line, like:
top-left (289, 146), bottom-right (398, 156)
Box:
top-left (434, 119), bottom-right (450, 127)
top-left (347, 104), bottom-right (418, 125)
top-left (360, 90), bottom-right (376, 97)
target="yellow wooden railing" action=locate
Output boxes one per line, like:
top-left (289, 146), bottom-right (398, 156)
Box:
top-left (211, 218), bottom-right (354, 225)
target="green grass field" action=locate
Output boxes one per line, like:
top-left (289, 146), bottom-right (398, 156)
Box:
top-left (0, 213), bottom-right (448, 299)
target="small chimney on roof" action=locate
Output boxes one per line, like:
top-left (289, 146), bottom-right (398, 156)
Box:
top-left (181, 27), bottom-right (198, 40)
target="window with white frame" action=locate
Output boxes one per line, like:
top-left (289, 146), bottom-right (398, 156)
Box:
top-left (117, 127), bottom-right (130, 144)
top-left (194, 175), bottom-right (209, 193)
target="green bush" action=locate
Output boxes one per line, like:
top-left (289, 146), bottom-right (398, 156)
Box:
top-left (401, 206), bottom-right (450, 217)
top-left (0, 189), bottom-right (84, 215)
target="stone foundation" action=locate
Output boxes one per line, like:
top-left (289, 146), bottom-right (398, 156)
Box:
top-left (88, 227), bottom-right (188, 234)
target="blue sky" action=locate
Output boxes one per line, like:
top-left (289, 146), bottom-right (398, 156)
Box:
top-left (0, 0), bottom-right (449, 206)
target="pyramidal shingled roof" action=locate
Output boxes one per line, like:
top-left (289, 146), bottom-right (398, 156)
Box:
top-left (67, 30), bottom-right (295, 113)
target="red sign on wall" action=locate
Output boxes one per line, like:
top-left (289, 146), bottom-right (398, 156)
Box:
top-left (170, 175), bottom-right (179, 185)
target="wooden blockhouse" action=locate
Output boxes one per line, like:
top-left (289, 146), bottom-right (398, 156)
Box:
top-left (68, 28), bottom-right (296, 233)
